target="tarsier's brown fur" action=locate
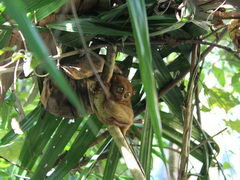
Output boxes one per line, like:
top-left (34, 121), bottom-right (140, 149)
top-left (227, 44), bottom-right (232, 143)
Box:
top-left (103, 74), bottom-right (134, 134)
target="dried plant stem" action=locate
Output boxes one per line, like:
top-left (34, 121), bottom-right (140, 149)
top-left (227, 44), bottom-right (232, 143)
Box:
top-left (178, 44), bottom-right (199, 180)
top-left (107, 125), bottom-right (146, 180)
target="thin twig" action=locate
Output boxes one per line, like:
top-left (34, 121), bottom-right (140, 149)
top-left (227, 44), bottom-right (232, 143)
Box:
top-left (12, 91), bottom-right (25, 119)
top-left (52, 44), bottom-right (108, 60)
top-left (159, 69), bottom-right (189, 97)
top-left (190, 128), bottom-right (227, 153)
top-left (0, 65), bottom-right (23, 74)
top-left (201, 26), bottom-right (226, 40)
top-left (0, 59), bottom-right (15, 68)
top-left (13, 59), bottom-right (20, 91)
top-left (0, 156), bottom-right (32, 174)
top-left (200, 27), bottom-right (228, 60)
top-left (90, 131), bottom-right (110, 147)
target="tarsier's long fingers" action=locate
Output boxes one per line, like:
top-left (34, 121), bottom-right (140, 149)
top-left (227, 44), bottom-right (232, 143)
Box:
top-left (107, 118), bottom-right (131, 135)
top-left (112, 119), bottom-right (129, 127)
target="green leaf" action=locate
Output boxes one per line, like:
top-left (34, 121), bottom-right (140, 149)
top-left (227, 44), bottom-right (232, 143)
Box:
top-left (150, 22), bottom-right (185, 36)
top-left (0, 138), bottom-right (24, 162)
top-left (1, 105), bottom-right (41, 145)
top-left (185, 21), bottom-right (209, 37)
top-left (231, 73), bottom-right (240, 93)
top-left (206, 88), bottom-right (239, 111)
top-left (103, 142), bottom-right (120, 180)
top-left (99, 3), bottom-right (127, 22)
top-left (212, 66), bottom-right (225, 87)
top-left (48, 18), bottom-right (131, 36)
top-left (127, 0), bottom-right (166, 162)
top-left (20, 112), bottom-right (63, 169)
top-left (0, 29), bottom-right (12, 49)
top-left (140, 112), bottom-right (153, 179)
top-left (167, 54), bottom-right (190, 72)
top-left (31, 117), bottom-right (83, 179)
top-left (223, 162), bottom-right (232, 169)
top-left (0, 170), bottom-right (9, 177)
top-left (152, 47), bottom-right (184, 120)
top-left (201, 105), bottom-right (211, 112)
top-left (22, 0), bottom-right (65, 12)
top-left (57, 32), bottom-right (94, 48)
top-left (79, 137), bottom-right (111, 179)
top-left (0, 94), bottom-right (14, 129)
top-left (160, 110), bottom-right (219, 163)
top-left (35, 0), bottom-right (66, 20)
top-left (224, 120), bottom-right (240, 133)
top-left (48, 116), bottom-right (102, 179)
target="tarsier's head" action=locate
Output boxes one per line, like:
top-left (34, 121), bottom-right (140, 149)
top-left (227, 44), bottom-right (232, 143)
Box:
top-left (110, 74), bottom-right (135, 104)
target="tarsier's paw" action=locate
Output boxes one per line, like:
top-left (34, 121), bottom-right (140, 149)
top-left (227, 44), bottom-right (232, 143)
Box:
top-left (107, 118), bottom-right (131, 135)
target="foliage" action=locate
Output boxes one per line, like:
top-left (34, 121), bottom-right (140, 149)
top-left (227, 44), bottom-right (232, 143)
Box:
top-left (0, 0), bottom-right (239, 179)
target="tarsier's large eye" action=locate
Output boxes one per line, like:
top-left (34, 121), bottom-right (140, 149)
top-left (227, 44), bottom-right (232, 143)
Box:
top-left (116, 87), bottom-right (124, 93)
top-left (124, 92), bottom-right (131, 98)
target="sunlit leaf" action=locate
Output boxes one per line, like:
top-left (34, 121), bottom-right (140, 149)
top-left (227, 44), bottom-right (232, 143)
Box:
top-left (223, 162), bottom-right (232, 169)
top-left (224, 120), bottom-right (240, 133)
top-left (206, 88), bottom-right (239, 111)
top-left (231, 73), bottom-right (240, 93)
top-left (0, 138), bottom-right (24, 162)
top-left (0, 170), bottom-right (9, 177)
top-left (212, 66), bottom-right (226, 87)
top-left (201, 105), bottom-right (211, 112)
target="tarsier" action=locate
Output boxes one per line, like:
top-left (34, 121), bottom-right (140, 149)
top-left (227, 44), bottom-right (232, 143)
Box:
top-left (40, 54), bottom-right (134, 134)
top-left (88, 73), bottom-right (134, 134)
